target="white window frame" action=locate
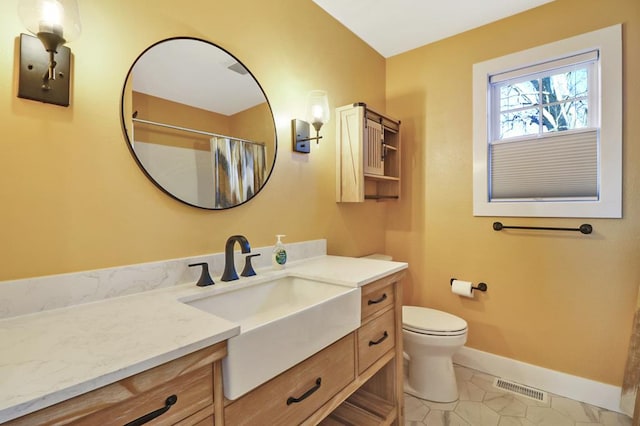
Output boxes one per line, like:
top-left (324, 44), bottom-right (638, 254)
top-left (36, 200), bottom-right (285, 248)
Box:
top-left (472, 24), bottom-right (622, 218)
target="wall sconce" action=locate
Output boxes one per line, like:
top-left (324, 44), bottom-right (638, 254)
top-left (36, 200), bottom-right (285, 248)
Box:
top-left (17, 0), bottom-right (82, 106)
top-left (292, 90), bottom-right (330, 154)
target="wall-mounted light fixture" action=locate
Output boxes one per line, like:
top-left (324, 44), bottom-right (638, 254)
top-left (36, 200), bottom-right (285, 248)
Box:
top-left (292, 90), bottom-right (330, 154)
top-left (17, 0), bottom-right (82, 107)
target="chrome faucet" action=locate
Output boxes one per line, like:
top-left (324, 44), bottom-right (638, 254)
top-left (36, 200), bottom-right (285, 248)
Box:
top-left (221, 235), bottom-right (251, 281)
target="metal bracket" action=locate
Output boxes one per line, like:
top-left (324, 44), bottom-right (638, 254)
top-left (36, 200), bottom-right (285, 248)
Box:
top-left (292, 119), bottom-right (322, 153)
top-left (18, 33), bottom-right (71, 107)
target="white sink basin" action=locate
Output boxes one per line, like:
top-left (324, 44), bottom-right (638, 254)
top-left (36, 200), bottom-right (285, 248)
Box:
top-left (183, 276), bottom-right (361, 399)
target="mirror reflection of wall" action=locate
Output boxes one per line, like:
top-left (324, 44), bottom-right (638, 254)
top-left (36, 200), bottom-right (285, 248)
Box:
top-left (121, 37), bottom-right (277, 210)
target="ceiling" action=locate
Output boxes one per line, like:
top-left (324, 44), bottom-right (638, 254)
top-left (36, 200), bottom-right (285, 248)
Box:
top-left (131, 1), bottom-right (555, 114)
top-left (132, 38), bottom-right (266, 116)
top-left (312, 0), bottom-right (555, 58)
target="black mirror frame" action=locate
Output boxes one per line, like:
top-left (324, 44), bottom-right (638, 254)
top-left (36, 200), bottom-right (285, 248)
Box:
top-left (119, 36), bottom-right (278, 210)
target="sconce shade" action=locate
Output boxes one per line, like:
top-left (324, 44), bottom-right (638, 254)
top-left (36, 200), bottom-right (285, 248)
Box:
top-left (17, 0), bottom-right (80, 106)
top-left (306, 90), bottom-right (330, 132)
top-left (18, 0), bottom-right (82, 47)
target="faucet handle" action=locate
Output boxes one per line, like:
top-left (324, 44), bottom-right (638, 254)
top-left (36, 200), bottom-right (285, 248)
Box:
top-left (241, 254), bottom-right (261, 277)
top-left (188, 262), bottom-right (215, 287)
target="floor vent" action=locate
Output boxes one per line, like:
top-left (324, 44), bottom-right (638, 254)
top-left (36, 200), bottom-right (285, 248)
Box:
top-left (493, 378), bottom-right (548, 402)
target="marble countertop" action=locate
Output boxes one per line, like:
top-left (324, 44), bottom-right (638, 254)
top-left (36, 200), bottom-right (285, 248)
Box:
top-left (0, 255), bottom-right (407, 423)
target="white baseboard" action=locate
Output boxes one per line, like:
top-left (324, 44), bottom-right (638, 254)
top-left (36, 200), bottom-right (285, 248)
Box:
top-left (453, 346), bottom-right (623, 413)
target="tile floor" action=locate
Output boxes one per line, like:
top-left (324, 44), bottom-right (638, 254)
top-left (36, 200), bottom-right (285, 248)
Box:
top-left (404, 365), bottom-right (632, 426)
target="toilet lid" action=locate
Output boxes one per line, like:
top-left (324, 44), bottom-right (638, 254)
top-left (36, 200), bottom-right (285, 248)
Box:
top-left (402, 306), bottom-right (467, 336)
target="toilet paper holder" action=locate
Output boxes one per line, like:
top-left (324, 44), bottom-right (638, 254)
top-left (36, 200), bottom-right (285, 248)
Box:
top-left (450, 278), bottom-right (488, 292)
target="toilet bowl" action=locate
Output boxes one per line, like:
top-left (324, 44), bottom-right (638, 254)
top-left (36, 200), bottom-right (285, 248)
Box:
top-left (402, 306), bottom-right (467, 402)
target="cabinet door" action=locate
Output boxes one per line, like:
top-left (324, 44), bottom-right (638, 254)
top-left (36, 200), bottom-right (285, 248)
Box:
top-left (363, 119), bottom-right (384, 176)
top-left (336, 105), bottom-right (365, 202)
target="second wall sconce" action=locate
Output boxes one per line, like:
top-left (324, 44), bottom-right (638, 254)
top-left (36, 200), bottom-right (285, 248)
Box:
top-left (292, 90), bottom-right (330, 153)
top-left (17, 0), bottom-right (82, 107)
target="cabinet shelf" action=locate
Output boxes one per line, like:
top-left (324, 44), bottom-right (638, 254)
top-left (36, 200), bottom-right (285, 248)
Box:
top-left (321, 402), bottom-right (386, 425)
top-left (364, 195), bottom-right (400, 200)
top-left (347, 388), bottom-right (396, 422)
top-left (364, 174), bottom-right (400, 182)
top-left (319, 383), bottom-right (396, 425)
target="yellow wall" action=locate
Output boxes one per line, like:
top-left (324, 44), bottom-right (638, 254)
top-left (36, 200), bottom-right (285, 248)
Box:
top-left (229, 102), bottom-right (276, 156)
top-left (132, 93), bottom-right (276, 153)
top-left (3, 0), bottom-right (638, 390)
top-left (132, 92), bottom-right (231, 151)
top-left (386, 0), bottom-right (640, 386)
top-left (0, 0), bottom-right (389, 281)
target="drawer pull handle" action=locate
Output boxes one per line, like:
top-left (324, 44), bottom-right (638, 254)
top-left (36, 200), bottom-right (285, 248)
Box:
top-left (124, 394), bottom-right (177, 426)
top-left (286, 378), bottom-right (322, 405)
top-left (369, 331), bottom-right (389, 346)
top-left (367, 293), bottom-right (387, 305)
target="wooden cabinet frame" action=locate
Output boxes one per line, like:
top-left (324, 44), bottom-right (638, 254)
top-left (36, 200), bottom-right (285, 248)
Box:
top-left (10, 272), bottom-right (405, 426)
top-left (336, 103), bottom-right (401, 202)
top-left (222, 271), bottom-right (405, 426)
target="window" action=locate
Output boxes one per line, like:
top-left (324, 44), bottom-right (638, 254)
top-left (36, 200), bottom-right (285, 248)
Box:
top-left (472, 24), bottom-right (622, 218)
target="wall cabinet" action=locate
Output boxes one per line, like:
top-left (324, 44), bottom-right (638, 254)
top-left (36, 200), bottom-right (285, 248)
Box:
top-left (336, 103), bottom-right (401, 202)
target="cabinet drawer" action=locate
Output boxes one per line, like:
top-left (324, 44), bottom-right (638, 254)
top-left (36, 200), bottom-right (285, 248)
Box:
top-left (174, 405), bottom-right (214, 426)
top-left (361, 283), bottom-right (394, 321)
top-left (6, 344), bottom-right (224, 426)
top-left (76, 366), bottom-right (213, 425)
top-left (357, 309), bottom-right (395, 374)
top-left (224, 333), bottom-right (355, 425)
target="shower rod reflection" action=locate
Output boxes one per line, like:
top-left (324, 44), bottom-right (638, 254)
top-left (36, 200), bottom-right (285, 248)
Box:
top-left (131, 112), bottom-right (264, 146)
top-left (492, 222), bottom-right (593, 234)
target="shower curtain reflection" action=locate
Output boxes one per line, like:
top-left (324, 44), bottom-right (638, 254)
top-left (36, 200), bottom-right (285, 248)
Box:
top-left (211, 137), bottom-right (267, 208)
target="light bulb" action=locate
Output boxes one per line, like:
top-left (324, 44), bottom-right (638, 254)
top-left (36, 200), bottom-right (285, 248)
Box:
top-left (18, 0), bottom-right (82, 43)
top-left (38, 0), bottom-right (64, 36)
top-left (306, 90), bottom-right (330, 131)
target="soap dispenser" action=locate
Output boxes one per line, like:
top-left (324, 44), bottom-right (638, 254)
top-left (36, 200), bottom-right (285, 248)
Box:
top-left (272, 235), bottom-right (287, 269)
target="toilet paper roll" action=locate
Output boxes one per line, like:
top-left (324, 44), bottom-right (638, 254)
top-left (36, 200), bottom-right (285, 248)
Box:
top-left (451, 280), bottom-right (474, 298)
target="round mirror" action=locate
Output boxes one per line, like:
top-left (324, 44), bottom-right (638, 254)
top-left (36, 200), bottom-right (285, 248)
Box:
top-left (121, 37), bottom-right (277, 209)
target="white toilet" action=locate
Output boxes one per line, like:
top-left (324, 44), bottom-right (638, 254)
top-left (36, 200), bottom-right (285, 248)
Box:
top-left (402, 306), bottom-right (468, 402)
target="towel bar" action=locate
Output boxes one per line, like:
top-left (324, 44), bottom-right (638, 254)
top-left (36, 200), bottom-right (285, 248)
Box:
top-left (492, 222), bottom-right (592, 234)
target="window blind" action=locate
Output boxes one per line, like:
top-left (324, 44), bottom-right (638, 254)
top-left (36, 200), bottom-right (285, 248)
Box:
top-left (490, 129), bottom-right (598, 200)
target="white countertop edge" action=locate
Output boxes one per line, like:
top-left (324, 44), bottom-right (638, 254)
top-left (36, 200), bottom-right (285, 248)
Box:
top-left (0, 331), bottom-right (238, 423)
top-left (284, 255), bottom-right (408, 287)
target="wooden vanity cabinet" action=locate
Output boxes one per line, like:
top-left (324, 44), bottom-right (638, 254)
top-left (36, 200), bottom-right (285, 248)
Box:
top-left (9, 271), bottom-right (404, 426)
top-left (318, 271), bottom-right (405, 425)
top-left (221, 271), bottom-right (405, 426)
top-left (336, 103), bottom-right (401, 202)
top-left (6, 342), bottom-right (227, 426)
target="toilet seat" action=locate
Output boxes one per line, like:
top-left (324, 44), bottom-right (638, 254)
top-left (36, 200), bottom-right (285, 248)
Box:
top-left (403, 306), bottom-right (467, 336)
